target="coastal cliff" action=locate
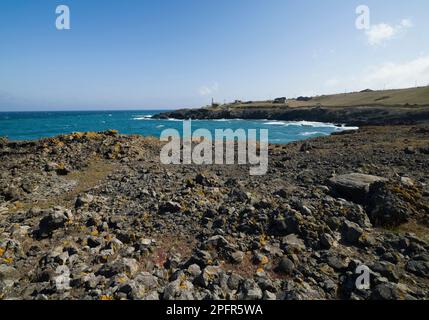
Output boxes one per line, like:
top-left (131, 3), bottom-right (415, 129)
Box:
top-left (154, 105), bottom-right (429, 126)
top-left (154, 87), bottom-right (429, 125)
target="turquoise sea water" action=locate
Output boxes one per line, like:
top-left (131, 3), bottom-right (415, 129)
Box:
top-left (0, 110), bottom-right (358, 144)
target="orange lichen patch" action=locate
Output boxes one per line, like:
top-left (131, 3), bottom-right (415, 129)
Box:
top-left (46, 137), bottom-right (66, 147)
top-left (0, 248), bottom-right (5, 257)
top-left (55, 131), bottom-right (114, 142)
top-left (78, 132), bottom-right (99, 139)
top-left (13, 201), bottom-right (23, 210)
top-left (57, 141), bottom-right (65, 148)
top-left (100, 295), bottom-right (114, 301)
top-left (105, 129), bottom-right (119, 136)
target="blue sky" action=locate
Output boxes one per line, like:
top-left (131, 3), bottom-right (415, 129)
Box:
top-left (1, 0), bottom-right (428, 111)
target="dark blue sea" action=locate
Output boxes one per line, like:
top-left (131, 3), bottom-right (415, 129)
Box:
top-left (0, 110), bottom-right (358, 144)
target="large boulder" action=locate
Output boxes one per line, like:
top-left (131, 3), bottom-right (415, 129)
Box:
top-left (97, 258), bottom-right (140, 278)
top-left (163, 279), bottom-right (195, 300)
top-left (34, 207), bottom-right (73, 238)
top-left (2, 185), bottom-right (22, 201)
top-left (329, 173), bottom-right (387, 203)
top-left (237, 279), bottom-right (263, 300)
top-left (281, 234), bottom-right (306, 253)
top-left (341, 220), bottom-right (364, 245)
top-left (194, 266), bottom-right (223, 288)
top-left (159, 201), bottom-right (182, 214)
top-left (365, 181), bottom-right (427, 227)
top-left (406, 260), bottom-right (429, 277)
top-left (277, 256), bottom-right (295, 275)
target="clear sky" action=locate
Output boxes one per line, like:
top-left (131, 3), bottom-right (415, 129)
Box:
top-left (1, 0), bottom-right (428, 111)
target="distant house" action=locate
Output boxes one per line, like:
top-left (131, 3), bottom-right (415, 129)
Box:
top-left (273, 97), bottom-right (286, 104)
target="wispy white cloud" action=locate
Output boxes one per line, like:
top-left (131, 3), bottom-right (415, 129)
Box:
top-left (324, 55), bottom-right (429, 91)
top-left (362, 55), bottom-right (429, 88)
top-left (199, 82), bottom-right (219, 96)
top-left (365, 19), bottom-right (413, 46)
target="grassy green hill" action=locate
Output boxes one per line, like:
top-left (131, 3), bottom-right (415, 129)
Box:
top-left (220, 86), bottom-right (429, 109)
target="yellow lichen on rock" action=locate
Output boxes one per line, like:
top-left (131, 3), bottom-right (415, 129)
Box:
top-left (3, 257), bottom-right (13, 264)
top-left (259, 234), bottom-right (267, 246)
top-left (260, 255), bottom-right (269, 265)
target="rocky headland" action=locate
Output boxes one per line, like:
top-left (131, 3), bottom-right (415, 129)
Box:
top-left (154, 105), bottom-right (429, 126)
top-left (0, 124), bottom-right (429, 300)
top-left (154, 86), bottom-right (429, 126)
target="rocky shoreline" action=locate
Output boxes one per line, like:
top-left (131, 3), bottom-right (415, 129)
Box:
top-left (153, 105), bottom-right (429, 126)
top-left (0, 125), bottom-right (429, 300)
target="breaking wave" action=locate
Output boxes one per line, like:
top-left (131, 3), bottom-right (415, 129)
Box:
top-left (263, 120), bottom-right (358, 130)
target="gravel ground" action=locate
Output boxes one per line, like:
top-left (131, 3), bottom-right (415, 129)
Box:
top-left (0, 125), bottom-right (428, 300)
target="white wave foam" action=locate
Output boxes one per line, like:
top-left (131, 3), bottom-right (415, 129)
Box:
top-left (336, 124), bottom-right (359, 131)
top-left (284, 121), bottom-right (337, 128)
top-left (263, 121), bottom-right (288, 125)
top-left (132, 115), bottom-right (153, 120)
top-left (300, 131), bottom-right (329, 136)
top-left (264, 120), bottom-right (358, 131)
top-left (212, 118), bottom-right (244, 122)
top-left (264, 120), bottom-right (335, 127)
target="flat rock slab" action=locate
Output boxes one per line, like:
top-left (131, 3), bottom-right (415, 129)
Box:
top-left (329, 173), bottom-right (387, 203)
